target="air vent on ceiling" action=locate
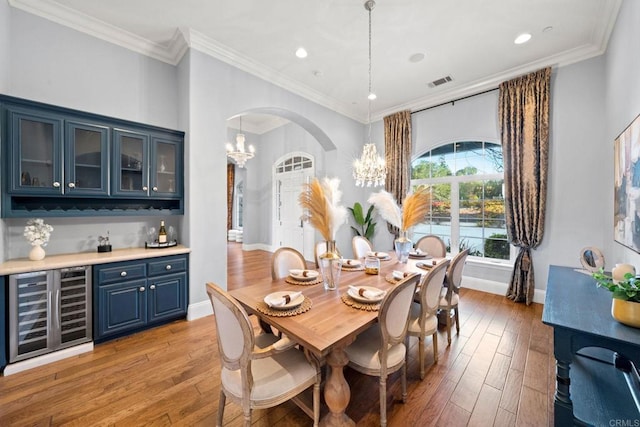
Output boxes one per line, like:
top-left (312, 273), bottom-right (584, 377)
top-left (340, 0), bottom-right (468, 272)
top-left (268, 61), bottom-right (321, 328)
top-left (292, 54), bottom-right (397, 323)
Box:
top-left (428, 75), bottom-right (453, 88)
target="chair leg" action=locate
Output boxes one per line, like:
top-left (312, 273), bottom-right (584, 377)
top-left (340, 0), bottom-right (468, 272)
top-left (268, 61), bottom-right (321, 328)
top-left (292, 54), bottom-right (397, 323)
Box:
top-left (445, 309), bottom-right (452, 345)
top-left (379, 375), bottom-right (388, 427)
top-left (313, 377), bottom-right (320, 427)
top-left (418, 335), bottom-right (425, 380)
top-left (432, 331), bottom-right (439, 364)
top-left (401, 363), bottom-right (408, 403)
top-left (454, 306), bottom-right (460, 335)
top-left (217, 389), bottom-right (226, 427)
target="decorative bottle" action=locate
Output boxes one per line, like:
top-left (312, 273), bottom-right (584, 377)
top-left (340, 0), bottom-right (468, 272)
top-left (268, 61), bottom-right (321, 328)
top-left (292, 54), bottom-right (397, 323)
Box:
top-left (318, 240), bottom-right (342, 291)
top-left (158, 220), bottom-right (167, 244)
top-left (394, 229), bottom-right (412, 264)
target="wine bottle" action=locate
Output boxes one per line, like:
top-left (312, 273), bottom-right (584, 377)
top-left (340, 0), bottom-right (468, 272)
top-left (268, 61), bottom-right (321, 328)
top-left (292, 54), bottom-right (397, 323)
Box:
top-left (158, 220), bottom-right (167, 244)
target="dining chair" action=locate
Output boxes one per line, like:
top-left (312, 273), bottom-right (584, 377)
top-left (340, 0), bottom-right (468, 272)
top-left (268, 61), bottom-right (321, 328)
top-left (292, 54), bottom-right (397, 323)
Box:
top-left (406, 259), bottom-right (450, 379)
top-left (352, 235), bottom-right (373, 259)
top-left (344, 273), bottom-right (420, 427)
top-left (414, 234), bottom-right (447, 257)
top-left (271, 246), bottom-right (306, 280)
top-left (206, 283), bottom-right (321, 427)
top-left (314, 240), bottom-right (327, 268)
top-left (439, 248), bottom-right (470, 345)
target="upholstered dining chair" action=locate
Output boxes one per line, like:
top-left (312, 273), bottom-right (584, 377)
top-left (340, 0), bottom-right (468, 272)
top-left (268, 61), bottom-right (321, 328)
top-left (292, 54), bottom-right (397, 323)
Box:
top-left (352, 235), bottom-right (373, 259)
top-left (414, 234), bottom-right (447, 257)
top-left (271, 246), bottom-right (306, 280)
top-left (206, 283), bottom-right (320, 427)
top-left (344, 273), bottom-right (420, 427)
top-left (314, 241), bottom-right (327, 268)
top-left (439, 249), bottom-right (470, 345)
top-left (406, 259), bottom-right (450, 379)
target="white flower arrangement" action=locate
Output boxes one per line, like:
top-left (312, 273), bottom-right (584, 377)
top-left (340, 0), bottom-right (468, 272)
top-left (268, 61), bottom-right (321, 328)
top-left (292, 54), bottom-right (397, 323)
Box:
top-left (24, 218), bottom-right (53, 247)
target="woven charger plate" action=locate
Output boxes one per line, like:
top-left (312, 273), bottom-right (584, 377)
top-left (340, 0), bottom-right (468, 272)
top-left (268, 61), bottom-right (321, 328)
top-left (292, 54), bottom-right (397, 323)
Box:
top-left (385, 273), bottom-right (403, 284)
top-left (341, 265), bottom-right (365, 271)
top-left (341, 293), bottom-right (380, 311)
top-left (256, 297), bottom-right (313, 317)
top-left (285, 276), bottom-right (323, 286)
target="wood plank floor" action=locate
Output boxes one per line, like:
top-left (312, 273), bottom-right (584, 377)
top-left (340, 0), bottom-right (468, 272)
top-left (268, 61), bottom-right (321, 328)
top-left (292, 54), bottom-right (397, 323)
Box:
top-left (0, 243), bottom-right (555, 426)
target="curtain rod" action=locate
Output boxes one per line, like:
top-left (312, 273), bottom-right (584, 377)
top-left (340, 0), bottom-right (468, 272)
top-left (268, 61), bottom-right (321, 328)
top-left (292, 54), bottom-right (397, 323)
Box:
top-left (411, 87), bottom-right (499, 115)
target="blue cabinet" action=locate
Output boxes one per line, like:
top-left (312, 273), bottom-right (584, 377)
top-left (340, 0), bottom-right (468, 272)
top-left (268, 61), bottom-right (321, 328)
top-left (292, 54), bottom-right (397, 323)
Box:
top-left (93, 254), bottom-right (188, 342)
top-left (1, 95), bottom-right (184, 217)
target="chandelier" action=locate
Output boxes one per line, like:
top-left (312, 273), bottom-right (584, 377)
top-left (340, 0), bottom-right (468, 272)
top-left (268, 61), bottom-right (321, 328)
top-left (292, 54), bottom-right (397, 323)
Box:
top-left (353, 0), bottom-right (386, 187)
top-left (226, 116), bottom-right (255, 168)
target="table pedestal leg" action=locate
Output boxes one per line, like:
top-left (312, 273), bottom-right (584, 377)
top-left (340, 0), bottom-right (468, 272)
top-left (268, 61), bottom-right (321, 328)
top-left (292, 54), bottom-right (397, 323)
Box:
top-left (320, 345), bottom-right (355, 427)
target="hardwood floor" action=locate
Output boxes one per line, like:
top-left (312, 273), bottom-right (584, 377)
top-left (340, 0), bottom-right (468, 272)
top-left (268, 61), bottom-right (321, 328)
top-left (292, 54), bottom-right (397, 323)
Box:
top-left (0, 243), bottom-right (555, 426)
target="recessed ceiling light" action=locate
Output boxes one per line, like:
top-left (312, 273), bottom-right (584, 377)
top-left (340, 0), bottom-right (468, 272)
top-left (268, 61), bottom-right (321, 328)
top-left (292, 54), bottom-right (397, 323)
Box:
top-left (514, 33), bottom-right (532, 44)
top-left (295, 47), bottom-right (308, 58)
top-left (368, 92), bottom-right (377, 101)
top-left (409, 53), bottom-right (425, 63)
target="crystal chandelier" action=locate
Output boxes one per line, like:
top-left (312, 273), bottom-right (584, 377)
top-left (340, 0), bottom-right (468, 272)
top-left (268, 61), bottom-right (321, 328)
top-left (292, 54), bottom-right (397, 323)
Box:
top-left (226, 116), bottom-right (255, 168)
top-left (353, 0), bottom-right (386, 187)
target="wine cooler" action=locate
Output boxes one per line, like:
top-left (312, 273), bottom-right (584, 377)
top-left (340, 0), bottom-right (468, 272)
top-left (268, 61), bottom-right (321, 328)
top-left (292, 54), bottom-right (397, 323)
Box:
top-left (9, 266), bottom-right (92, 363)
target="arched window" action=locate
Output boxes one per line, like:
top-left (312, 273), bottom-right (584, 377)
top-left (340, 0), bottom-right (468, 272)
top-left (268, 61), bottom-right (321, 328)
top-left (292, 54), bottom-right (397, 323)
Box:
top-left (410, 141), bottom-right (511, 261)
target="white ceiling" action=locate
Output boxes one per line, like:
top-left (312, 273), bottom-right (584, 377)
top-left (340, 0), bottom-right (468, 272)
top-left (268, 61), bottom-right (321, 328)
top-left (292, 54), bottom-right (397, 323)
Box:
top-left (9, 0), bottom-right (621, 123)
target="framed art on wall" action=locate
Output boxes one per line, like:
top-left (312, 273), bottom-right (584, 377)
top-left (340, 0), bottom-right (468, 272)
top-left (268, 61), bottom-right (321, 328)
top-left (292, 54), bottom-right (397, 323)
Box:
top-left (614, 113), bottom-right (640, 252)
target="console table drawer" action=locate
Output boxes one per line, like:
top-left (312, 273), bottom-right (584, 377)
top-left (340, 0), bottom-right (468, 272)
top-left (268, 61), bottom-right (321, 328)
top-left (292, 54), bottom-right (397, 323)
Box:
top-left (147, 255), bottom-right (187, 277)
top-left (97, 262), bottom-right (146, 284)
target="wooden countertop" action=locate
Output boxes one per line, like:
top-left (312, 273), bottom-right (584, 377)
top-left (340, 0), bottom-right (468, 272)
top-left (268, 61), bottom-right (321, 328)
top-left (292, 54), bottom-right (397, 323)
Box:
top-left (0, 245), bottom-right (191, 276)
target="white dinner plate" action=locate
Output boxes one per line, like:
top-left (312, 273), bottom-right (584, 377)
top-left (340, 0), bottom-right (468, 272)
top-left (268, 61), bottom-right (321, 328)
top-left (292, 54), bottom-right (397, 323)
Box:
top-left (342, 259), bottom-right (362, 268)
top-left (289, 269), bottom-right (319, 281)
top-left (367, 251), bottom-right (390, 259)
top-left (264, 291), bottom-right (305, 310)
top-left (347, 286), bottom-right (386, 303)
top-left (409, 251), bottom-right (427, 258)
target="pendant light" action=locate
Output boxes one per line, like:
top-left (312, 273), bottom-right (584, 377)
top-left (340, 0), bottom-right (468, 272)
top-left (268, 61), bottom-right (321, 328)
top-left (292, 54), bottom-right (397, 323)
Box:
top-left (353, 0), bottom-right (386, 187)
top-left (226, 116), bottom-right (255, 168)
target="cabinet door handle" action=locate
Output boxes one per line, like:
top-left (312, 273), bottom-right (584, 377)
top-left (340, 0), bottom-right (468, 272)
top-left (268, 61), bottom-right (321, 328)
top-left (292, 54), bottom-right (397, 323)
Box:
top-left (165, 265), bottom-right (172, 270)
top-left (120, 271), bottom-right (127, 277)
top-left (68, 182), bottom-right (76, 188)
top-left (152, 186), bottom-right (158, 192)
top-left (139, 286), bottom-right (145, 292)
top-left (142, 186), bottom-right (148, 191)
top-left (150, 284), bottom-right (156, 290)
top-left (53, 181), bottom-right (61, 188)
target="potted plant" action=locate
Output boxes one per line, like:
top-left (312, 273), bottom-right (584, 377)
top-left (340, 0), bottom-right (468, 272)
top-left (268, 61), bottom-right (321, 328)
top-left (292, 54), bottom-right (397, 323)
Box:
top-left (348, 202), bottom-right (376, 241)
top-left (593, 268), bottom-right (640, 328)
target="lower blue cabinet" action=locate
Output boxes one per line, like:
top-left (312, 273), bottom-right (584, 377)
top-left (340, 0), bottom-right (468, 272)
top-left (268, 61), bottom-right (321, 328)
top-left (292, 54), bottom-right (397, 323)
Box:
top-left (94, 254), bottom-right (188, 342)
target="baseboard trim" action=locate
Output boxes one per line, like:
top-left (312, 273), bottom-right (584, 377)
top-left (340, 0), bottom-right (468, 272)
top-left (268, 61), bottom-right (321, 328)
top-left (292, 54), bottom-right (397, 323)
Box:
top-left (463, 276), bottom-right (546, 304)
top-left (187, 300), bottom-right (213, 320)
top-left (3, 342), bottom-right (94, 376)
top-left (241, 243), bottom-right (273, 252)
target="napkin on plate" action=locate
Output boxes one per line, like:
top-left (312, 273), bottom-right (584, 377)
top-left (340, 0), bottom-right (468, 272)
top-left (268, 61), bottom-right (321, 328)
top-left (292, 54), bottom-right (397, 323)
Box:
top-left (392, 270), bottom-right (410, 280)
top-left (348, 286), bottom-right (385, 300)
top-left (266, 291), bottom-right (302, 307)
top-left (367, 251), bottom-right (389, 259)
top-left (343, 259), bottom-right (361, 267)
top-left (289, 269), bottom-right (318, 278)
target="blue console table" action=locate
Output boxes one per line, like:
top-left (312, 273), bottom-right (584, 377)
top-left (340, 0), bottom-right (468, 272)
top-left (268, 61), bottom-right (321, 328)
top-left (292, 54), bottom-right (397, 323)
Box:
top-left (542, 265), bottom-right (640, 426)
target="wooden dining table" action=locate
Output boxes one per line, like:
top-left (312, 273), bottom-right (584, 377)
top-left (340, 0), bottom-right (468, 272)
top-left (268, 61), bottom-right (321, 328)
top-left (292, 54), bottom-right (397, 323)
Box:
top-left (229, 252), bottom-right (447, 426)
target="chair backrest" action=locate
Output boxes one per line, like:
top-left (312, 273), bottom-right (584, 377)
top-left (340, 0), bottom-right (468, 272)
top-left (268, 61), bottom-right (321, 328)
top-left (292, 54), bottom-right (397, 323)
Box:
top-left (446, 248), bottom-right (469, 294)
top-left (418, 260), bottom-right (450, 316)
top-left (206, 283), bottom-right (253, 372)
top-left (415, 235), bottom-right (446, 257)
top-left (271, 247), bottom-right (306, 280)
top-left (352, 236), bottom-right (373, 259)
top-left (379, 273), bottom-right (420, 347)
top-left (314, 241), bottom-right (327, 268)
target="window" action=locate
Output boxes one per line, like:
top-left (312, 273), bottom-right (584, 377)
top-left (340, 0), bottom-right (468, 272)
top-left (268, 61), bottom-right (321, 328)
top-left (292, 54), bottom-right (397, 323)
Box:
top-left (410, 141), bottom-right (511, 261)
top-left (235, 181), bottom-right (244, 229)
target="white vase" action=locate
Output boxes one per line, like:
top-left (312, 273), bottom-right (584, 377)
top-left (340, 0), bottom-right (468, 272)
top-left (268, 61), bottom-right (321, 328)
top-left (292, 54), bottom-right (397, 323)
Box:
top-left (612, 263), bottom-right (635, 283)
top-left (29, 244), bottom-right (46, 261)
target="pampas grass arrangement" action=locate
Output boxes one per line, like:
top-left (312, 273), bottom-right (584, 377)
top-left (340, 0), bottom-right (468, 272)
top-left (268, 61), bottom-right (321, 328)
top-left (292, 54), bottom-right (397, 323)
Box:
top-left (368, 187), bottom-right (431, 231)
top-left (298, 178), bottom-right (347, 241)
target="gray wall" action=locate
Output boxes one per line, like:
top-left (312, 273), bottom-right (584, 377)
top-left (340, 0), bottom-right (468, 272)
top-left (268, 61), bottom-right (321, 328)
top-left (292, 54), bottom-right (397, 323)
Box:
top-left (605, 0), bottom-right (640, 266)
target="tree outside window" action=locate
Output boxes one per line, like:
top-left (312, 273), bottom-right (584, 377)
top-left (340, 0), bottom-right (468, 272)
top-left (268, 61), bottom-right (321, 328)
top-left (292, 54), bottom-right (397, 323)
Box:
top-left (411, 141), bottom-right (511, 261)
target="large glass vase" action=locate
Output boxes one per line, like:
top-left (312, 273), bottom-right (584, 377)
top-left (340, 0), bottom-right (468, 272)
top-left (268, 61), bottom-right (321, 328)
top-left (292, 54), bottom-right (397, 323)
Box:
top-left (319, 240), bottom-right (342, 291)
top-left (394, 230), bottom-right (412, 264)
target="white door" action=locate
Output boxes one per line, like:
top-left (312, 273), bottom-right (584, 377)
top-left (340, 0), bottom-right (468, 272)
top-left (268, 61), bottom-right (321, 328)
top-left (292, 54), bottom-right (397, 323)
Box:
top-left (273, 154), bottom-right (315, 261)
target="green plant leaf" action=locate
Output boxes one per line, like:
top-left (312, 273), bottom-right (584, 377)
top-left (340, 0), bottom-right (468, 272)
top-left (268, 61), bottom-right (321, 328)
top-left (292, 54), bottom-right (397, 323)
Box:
top-left (365, 204), bottom-right (375, 223)
top-left (350, 225), bottom-right (362, 236)
top-left (353, 202), bottom-right (364, 225)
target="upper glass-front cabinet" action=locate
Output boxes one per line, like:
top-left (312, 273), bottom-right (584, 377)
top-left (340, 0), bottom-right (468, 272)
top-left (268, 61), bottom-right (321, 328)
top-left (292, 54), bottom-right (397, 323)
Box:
top-left (151, 136), bottom-right (182, 198)
top-left (65, 121), bottom-right (109, 196)
top-left (112, 129), bottom-right (149, 197)
top-left (8, 107), bottom-right (63, 195)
